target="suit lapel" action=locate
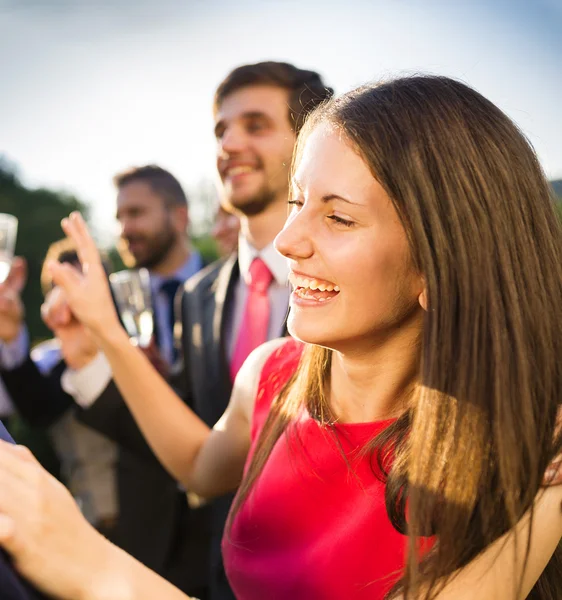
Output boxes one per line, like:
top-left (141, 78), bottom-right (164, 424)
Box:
top-left (212, 254), bottom-right (239, 388)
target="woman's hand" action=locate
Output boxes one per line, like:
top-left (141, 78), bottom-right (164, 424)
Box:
top-left (0, 440), bottom-right (115, 600)
top-left (47, 212), bottom-right (121, 341)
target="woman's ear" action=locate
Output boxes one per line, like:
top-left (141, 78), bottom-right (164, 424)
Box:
top-left (418, 286), bottom-right (428, 312)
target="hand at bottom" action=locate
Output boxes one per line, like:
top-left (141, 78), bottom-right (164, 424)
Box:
top-left (0, 441), bottom-right (115, 600)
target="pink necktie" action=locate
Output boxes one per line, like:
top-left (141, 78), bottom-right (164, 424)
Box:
top-left (230, 257), bottom-right (273, 381)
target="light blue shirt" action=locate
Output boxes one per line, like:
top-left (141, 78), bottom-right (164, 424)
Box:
top-left (149, 250), bottom-right (203, 365)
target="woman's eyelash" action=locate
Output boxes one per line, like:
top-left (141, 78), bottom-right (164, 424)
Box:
top-left (288, 201), bottom-right (354, 227)
top-left (328, 215), bottom-right (355, 227)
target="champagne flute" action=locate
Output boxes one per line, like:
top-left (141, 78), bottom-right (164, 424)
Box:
top-left (0, 214), bottom-right (18, 284)
top-left (109, 268), bottom-right (153, 348)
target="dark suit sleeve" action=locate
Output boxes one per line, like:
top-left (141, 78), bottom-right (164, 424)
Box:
top-left (76, 378), bottom-right (183, 468)
top-left (0, 357), bottom-right (73, 428)
top-left (0, 551), bottom-right (49, 600)
top-left (77, 282), bottom-right (194, 467)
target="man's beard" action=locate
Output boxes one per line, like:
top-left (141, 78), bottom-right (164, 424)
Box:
top-left (230, 187), bottom-right (277, 217)
top-left (123, 226), bottom-right (177, 270)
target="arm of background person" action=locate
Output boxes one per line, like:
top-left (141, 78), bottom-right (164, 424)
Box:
top-left (1, 340), bottom-right (74, 428)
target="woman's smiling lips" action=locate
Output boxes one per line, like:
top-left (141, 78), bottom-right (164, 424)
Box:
top-left (288, 271), bottom-right (340, 306)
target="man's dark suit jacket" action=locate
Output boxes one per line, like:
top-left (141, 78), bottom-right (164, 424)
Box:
top-left (0, 421), bottom-right (48, 600)
top-left (179, 256), bottom-right (240, 600)
top-left (179, 254), bottom-right (288, 600)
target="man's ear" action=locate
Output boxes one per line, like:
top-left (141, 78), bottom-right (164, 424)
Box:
top-left (173, 205), bottom-right (189, 233)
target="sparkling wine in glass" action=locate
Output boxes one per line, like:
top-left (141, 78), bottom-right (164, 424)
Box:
top-left (109, 268), bottom-right (153, 347)
top-left (0, 214), bottom-right (18, 284)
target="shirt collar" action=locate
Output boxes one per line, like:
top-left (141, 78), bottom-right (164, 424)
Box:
top-left (237, 235), bottom-right (289, 286)
top-left (149, 250), bottom-right (203, 290)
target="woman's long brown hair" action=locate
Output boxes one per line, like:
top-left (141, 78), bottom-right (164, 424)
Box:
top-left (229, 75), bottom-right (562, 598)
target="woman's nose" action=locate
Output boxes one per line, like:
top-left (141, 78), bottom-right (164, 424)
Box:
top-left (274, 209), bottom-right (314, 261)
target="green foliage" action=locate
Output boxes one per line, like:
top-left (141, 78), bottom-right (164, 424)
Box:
top-left (106, 246), bottom-right (126, 272)
top-left (0, 164), bottom-right (88, 341)
top-left (551, 179), bottom-right (562, 199)
top-left (193, 234), bottom-right (219, 265)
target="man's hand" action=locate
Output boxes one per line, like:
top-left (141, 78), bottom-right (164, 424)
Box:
top-left (0, 257), bottom-right (27, 343)
top-left (41, 286), bottom-right (73, 331)
top-left (55, 321), bottom-right (99, 371)
top-left (41, 287), bottom-right (99, 370)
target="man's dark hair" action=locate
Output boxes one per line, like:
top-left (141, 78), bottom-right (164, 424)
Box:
top-left (113, 165), bottom-right (188, 208)
top-left (214, 61), bottom-right (334, 133)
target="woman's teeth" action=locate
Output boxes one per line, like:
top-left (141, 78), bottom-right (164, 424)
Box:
top-left (288, 273), bottom-right (340, 292)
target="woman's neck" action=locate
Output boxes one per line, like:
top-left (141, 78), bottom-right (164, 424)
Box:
top-left (329, 321), bottom-right (421, 424)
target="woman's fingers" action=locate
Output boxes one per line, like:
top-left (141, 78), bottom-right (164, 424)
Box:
top-left (47, 261), bottom-right (82, 294)
top-left (0, 514), bottom-right (15, 543)
top-left (62, 213), bottom-right (103, 273)
top-left (0, 441), bottom-right (41, 482)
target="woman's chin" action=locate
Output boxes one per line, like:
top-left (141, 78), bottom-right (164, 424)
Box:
top-left (287, 318), bottom-right (336, 348)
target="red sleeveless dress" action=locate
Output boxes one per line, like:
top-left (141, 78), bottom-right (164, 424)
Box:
top-left (223, 339), bottom-right (412, 599)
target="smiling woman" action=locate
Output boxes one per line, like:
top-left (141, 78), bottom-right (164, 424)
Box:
top-left (0, 75), bottom-right (561, 600)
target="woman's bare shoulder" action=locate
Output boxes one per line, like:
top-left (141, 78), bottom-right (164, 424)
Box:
top-left (231, 338), bottom-right (294, 421)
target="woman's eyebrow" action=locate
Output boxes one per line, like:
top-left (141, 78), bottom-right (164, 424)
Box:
top-left (291, 180), bottom-right (364, 206)
top-left (321, 194), bottom-right (363, 207)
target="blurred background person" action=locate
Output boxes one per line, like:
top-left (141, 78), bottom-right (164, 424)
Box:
top-left (211, 206), bottom-right (239, 258)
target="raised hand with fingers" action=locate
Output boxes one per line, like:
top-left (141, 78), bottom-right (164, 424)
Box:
top-left (48, 213), bottom-right (122, 342)
top-left (0, 440), bottom-right (112, 600)
top-left (0, 440), bottom-right (194, 600)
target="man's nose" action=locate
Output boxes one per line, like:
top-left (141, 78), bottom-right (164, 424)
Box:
top-left (119, 218), bottom-right (135, 238)
top-left (219, 126), bottom-right (246, 156)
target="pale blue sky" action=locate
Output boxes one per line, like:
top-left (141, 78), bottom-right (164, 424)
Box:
top-left (1, 0), bottom-right (561, 241)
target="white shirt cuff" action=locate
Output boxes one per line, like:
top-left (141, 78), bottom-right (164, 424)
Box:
top-left (0, 328), bottom-right (29, 370)
top-left (61, 352), bottom-right (113, 408)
